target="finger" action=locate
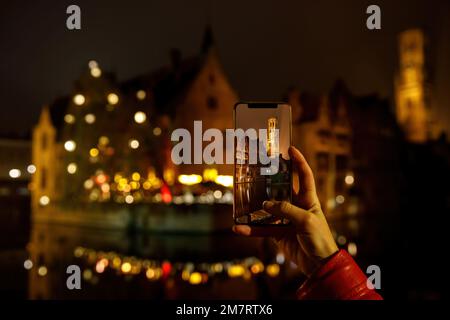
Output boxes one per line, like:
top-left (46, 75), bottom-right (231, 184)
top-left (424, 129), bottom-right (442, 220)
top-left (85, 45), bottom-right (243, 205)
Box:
top-left (232, 224), bottom-right (295, 238)
top-left (288, 146), bottom-right (316, 196)
top-left (292, 170), bottom-right (300, 198)
top-left (263, 200), bottom-right (310, 226)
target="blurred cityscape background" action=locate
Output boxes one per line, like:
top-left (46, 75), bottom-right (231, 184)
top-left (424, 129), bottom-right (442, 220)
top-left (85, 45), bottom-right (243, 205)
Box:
top-left (0, 0), bottom-right (449, 300)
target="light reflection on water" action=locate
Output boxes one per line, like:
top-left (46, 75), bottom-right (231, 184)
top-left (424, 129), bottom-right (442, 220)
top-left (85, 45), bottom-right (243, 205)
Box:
top-left (26, 220), bottom-right (291, 299)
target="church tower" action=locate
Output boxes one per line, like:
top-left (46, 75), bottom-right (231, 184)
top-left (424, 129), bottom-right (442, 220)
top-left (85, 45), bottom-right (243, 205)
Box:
top-left (395, 29), bottom-right (429, 143)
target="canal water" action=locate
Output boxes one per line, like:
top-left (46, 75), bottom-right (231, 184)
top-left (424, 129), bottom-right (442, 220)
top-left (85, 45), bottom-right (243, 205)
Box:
top-left (1, 204), bottom-right (301, 299)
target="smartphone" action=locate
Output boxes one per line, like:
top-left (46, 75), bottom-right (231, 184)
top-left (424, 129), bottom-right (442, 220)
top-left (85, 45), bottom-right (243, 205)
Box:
top-left (233, 102), bottom-right (292, 225)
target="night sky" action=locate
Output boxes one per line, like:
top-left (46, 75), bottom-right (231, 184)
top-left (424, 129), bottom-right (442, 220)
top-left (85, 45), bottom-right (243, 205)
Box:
top-left (1, 0), bottom-right (449, 136)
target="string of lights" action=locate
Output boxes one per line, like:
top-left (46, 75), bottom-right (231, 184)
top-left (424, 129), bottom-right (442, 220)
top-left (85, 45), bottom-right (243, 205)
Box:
top-left (73, 246), bottom-right (283, 285)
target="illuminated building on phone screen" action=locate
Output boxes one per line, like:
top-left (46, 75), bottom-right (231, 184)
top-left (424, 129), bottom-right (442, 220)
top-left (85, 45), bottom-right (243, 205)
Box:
top-left (267, 117), bottom-right (279, 157)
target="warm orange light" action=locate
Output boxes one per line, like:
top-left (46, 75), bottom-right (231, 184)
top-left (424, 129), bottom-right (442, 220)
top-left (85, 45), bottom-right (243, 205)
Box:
top-left (64, 140), bottom-right (76, 152)
top-left (95, 174), bottom-right (107, 185)
top-left (129, 139), bottom-right (139, 149)
top-left (99, 136), bottom-right (109, 146)
top-left (153, 127), bottom-right (162, 136)
top-left (143, 181), bottom-right (152, 190)
top-left (250, 263), bottom-right (264, 274)
top-left (266, 264), bottom-right (280, 277)
top-left (85, 113), bottom-right (96, 124)
top-left (189, 272), bottom-right (202, 285)
top-left (107, 93), bottom-right (119, 105)
top-left (215, 175), bottom-right (233, 187)
top-left (90, 67), bottom-right (102, 78)
top-left (101, 183), bottom-right (110, 193)
top-left (90, 148), bottom-right (99, 157)
top-left (146, 268), bottom-right (156, 280)
top-left (39, 195), bottom-right (50, 206)
top-left (134, 111), bottom-right (147, 124)
top-left (67, 163), bottom-right (77, 174)
top-left (64, 114), bottom-right (75, 124)
top-left (95, 259), bottom-right (108, 273)
top-left (203, 168), bottom-right (218, 182)
top-left (345, 175), bottom-right (354, 185)
top-left (132, 172), bottom-right (141, 181)
top-left (73, 94), bottom-right (85, 106)
top-left (125, 195), bottom-right (134, 204)
top-left (163, 168), bottom-right (175, 185)
top-left (38, 266), bottom-right (48, 276)
top-left (136, 90), bottom-right (146, 100)
top-left (121, 262), bottom-right (131, 273)
top-left (178, 174), bottom-right (202, 186)
top-left (227, 265), bottom-right (245, 277)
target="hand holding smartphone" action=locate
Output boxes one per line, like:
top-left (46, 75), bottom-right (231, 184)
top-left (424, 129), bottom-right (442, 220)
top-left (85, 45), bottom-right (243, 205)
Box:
top-left (233, 102), bottom-right (292, 225)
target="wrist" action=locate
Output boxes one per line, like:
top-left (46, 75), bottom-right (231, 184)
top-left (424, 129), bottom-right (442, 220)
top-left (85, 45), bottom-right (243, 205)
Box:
top-left (306, 248), bottom-right (340, 278)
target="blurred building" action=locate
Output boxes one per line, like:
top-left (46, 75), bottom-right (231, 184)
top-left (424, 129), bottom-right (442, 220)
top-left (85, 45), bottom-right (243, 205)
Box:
top-left (286, 28), bottom-right (447, 221)
top-left (395, 29), bottom-right (429, 143)
top-left (31, 27), bottom-right (446, 230)
top-left (27, 24), bottom-right (450, 299)
top-left (32, 27), bottom-right (236, 210)
top-left (288, 89), bottom-right (351, 221)
top-left (395, 29), bottom-right (446, 143)
top-left (28, 28), bottom-right (244, 299)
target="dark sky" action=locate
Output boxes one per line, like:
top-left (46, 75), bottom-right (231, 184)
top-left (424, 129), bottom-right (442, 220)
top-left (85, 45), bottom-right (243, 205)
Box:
top-left (1, 0), bottom-right (449, 135)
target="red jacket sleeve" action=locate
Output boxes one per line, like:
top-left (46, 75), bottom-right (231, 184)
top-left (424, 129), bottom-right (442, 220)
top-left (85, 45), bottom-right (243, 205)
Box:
top-left (297, 249), bottom-right (382, 300)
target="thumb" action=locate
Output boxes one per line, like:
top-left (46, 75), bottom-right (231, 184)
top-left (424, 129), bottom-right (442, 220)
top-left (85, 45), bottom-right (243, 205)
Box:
top-left (263, 200), bottom-right (310, 228)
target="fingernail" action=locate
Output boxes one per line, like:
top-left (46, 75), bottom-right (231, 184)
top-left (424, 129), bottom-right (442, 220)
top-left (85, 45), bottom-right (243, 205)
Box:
top-left (232, 225), bottom-right (251, 236)
top-left (263, 200), bottom-right (274, 210)
top-left (290, 146), bottom-right (299, 153)
top-left (232, 225), bottom-right (240, 234)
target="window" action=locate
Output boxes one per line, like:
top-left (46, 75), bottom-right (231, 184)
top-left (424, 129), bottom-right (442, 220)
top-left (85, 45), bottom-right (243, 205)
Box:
top-left (336, 134), bottom-right (349, 144)
top-left (335, 175), bottom-right (345, 193)
top-left (406, 42), bottom-right (417, 52)
top-left (208, 73), bottom-right (215, 84)
top-left (316, 152), bottom-right (329, 171)
top-left (317, 129), bottom-right (331, 139)
top-left (406, 99), bottom-right (414, 110)
top-left (41, 167), bottom-right (47, 189)
top-left (207, 96), bottom-right (218, 109)
top-left (317, 129), bottom-right (331, 144)
top-left (41, 133), bottom-right (47, 150)
top-left (37, 253), bottom-right (45, 264)
top-left (316, 177), bottom-right (325, 191)
top-left (336, 155), bottom-right (348, 172)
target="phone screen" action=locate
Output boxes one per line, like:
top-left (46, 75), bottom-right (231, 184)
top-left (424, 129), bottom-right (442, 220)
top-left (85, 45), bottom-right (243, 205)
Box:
top-left (233, 102), bottom-right (292, 225)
